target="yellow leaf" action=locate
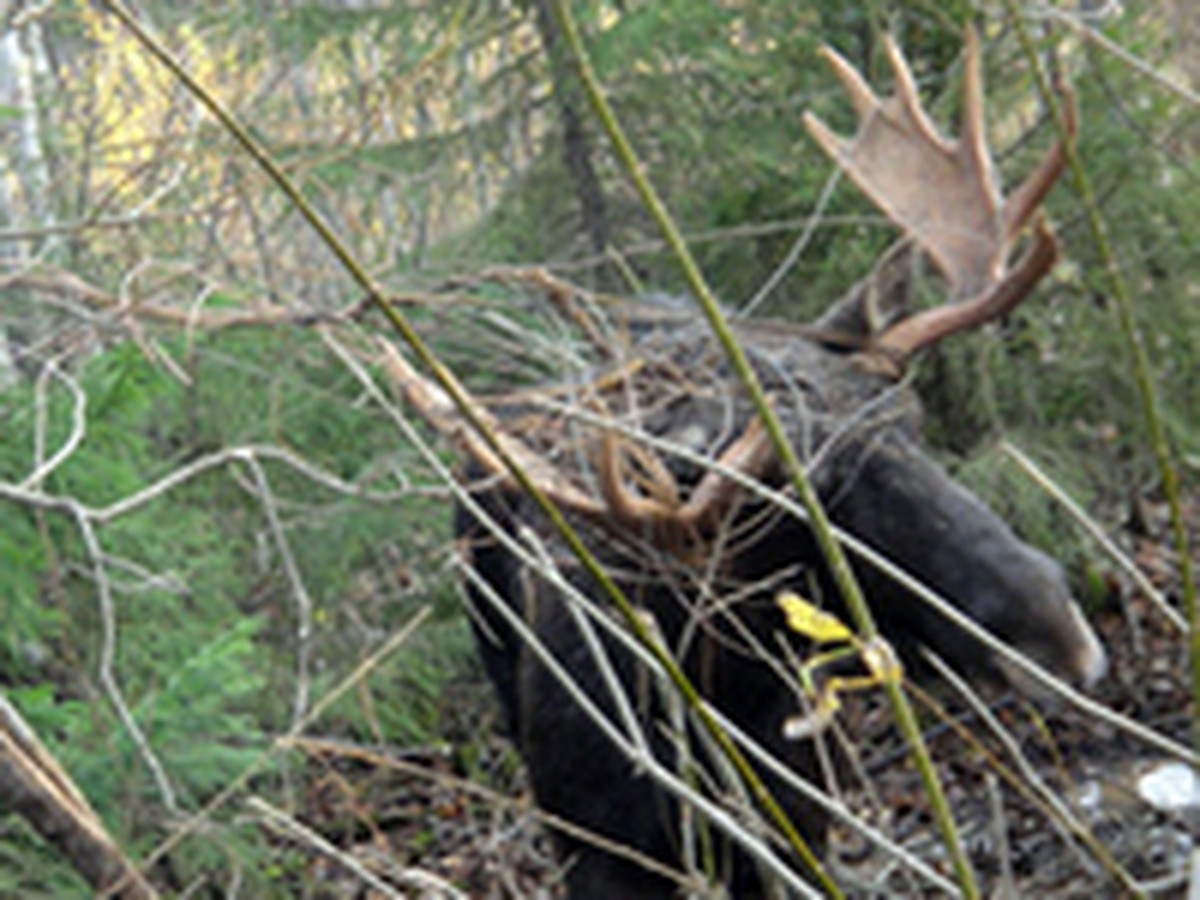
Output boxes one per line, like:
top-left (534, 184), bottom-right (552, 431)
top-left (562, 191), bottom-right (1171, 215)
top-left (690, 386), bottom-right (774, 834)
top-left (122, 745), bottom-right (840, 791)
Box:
top-left (776, 591), bottom-right (853, 643)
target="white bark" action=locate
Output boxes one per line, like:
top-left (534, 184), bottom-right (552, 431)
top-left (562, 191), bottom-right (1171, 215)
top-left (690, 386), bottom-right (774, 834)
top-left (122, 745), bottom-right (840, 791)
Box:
top-left (0, 20), bottom-right (52, 390)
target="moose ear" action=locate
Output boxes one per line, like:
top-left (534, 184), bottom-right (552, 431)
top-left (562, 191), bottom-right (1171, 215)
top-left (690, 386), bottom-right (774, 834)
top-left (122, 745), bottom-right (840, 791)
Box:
top-left (809, 240), bottom-right (919, 346)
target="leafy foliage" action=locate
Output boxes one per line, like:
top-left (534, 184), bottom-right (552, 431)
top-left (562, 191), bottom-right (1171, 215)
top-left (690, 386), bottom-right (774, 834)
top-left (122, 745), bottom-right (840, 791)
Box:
top-left (0, 327), bottom-right (460, 889)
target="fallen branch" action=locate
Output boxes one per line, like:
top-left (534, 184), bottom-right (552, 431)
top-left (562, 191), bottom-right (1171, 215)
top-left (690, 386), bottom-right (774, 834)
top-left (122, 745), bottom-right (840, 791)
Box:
top-left (0, 692), bottom-right (158, 899)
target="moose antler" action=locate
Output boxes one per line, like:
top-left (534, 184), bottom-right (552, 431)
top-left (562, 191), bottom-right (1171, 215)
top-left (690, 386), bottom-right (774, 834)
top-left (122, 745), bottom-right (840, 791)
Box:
top-left (599, 416), bottom-right (777, 550)
top-left (381, 322), bottom-right (780, 554)
top-left (381, 332), bottom-right (778, 552)
top-left (804, 28), bottom-right (1074, 359)
top-left (395, 32), bottom-right (1073, 557)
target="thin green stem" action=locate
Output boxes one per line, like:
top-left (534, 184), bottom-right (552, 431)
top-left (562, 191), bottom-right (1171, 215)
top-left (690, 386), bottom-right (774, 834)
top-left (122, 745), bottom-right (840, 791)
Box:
top-left (1002, 1), bottom-right (1198, 750)
top-left (549, 2), bottom-right (981, 896)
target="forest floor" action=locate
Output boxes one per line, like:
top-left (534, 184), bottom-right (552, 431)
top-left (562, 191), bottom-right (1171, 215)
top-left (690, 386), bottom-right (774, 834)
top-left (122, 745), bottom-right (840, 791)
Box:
top-left (292, 491), bottom-right (1198, 898)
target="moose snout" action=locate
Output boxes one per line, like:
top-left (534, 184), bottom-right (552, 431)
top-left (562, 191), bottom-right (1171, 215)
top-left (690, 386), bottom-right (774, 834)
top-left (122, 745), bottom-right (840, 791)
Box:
top-left (1063, 601), bottom-right (1109, 688)
top-left (992, 596), bottom-right (1108, 697)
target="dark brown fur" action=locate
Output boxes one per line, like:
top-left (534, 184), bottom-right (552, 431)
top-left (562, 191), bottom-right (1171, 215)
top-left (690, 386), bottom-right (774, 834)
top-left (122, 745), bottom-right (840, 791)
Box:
top-left (456, 309), bottom-right (1106, 898)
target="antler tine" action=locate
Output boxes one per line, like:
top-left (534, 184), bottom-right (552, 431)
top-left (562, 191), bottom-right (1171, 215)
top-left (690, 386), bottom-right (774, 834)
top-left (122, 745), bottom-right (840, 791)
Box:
top-left (815, 44), bottom-right (881, 122)
top-left (678, 417), bottom-right (776, 532)
top-left (596, 416), bottom-right (780, 552)
top-left (958, 27), bottom-right (993, 197)
top-left (598, 430), bottom-right (684, 537)
top-left (883, 34), bottom-right (956, 157)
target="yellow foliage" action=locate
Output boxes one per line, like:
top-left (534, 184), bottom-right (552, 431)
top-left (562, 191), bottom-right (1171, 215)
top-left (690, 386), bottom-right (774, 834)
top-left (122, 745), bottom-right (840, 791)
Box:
top-left (776, 590), bottom-right (853, 644)
top-left (776, 591), bottom-right (904, 737)
top-left (76, 3), bottom-right (229, 192)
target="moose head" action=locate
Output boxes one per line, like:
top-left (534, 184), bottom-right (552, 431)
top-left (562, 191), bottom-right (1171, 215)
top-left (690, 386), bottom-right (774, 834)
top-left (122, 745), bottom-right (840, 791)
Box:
top-left (422, 29), bottom-right (1108, 899)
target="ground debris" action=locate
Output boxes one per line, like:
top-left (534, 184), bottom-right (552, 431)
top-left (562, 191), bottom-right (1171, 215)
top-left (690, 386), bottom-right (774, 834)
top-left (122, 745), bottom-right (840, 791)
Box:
top-left (290, 492), bottom-right (1197, 897)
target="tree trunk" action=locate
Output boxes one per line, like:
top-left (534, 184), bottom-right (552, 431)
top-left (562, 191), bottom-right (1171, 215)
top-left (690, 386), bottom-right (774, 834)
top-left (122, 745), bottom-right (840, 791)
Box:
top-left (528, 0), bottom-right (613, 278)
top-left (0, 21), bottom-right (53, 388)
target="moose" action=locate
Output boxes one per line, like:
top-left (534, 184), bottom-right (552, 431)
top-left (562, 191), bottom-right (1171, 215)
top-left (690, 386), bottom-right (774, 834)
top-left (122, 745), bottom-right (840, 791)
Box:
top-left (443, 30), bottom-right (1107, 898)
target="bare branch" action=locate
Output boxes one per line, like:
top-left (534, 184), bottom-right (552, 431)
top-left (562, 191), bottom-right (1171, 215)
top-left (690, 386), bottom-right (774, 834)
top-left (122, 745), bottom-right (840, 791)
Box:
top-left (22, 357), bottom-right (87, 491)
top-left (238, 455), bottom-right (314, 729)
